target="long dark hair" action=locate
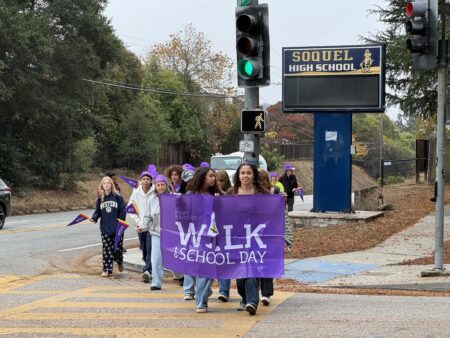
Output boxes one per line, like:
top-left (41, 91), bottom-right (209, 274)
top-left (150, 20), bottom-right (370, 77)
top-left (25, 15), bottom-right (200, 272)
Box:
top-left (189, 167), bottom-right (219, 195)
top-left (231, 163), bottom-right (269, 194)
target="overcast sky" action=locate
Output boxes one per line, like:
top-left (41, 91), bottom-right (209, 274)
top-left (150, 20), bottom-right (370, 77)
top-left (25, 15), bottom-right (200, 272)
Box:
top-left (104, 0), bottom-right (396, 118)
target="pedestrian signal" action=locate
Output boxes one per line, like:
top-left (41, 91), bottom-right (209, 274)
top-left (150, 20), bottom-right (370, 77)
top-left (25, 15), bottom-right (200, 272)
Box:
top-left (241, 109), bottom-right (267, 133)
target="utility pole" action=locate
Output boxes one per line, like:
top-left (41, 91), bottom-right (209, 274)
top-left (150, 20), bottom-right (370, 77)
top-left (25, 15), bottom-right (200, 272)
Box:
top-left (433, 0), bottom-right (447, 271)
top-left (420, 0), bottom-right (448, 276)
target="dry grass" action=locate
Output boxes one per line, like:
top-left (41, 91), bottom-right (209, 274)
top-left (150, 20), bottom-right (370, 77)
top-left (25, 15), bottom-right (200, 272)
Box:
top-left (286, 182), bottom-right (450, 260)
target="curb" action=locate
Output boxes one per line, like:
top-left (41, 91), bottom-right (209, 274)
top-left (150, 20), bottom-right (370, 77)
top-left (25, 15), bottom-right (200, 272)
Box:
top-left (123, 260), bottom-right (143, 273)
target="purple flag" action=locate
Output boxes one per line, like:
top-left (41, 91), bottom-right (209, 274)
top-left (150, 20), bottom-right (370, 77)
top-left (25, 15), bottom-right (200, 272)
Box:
top-left (295, 187), bottom-right (304, 202)
top-left (67, 213), bottom-right (90, 226)
top-left (114, 219), bottom-right (130, 252)
top-left (160, 194), bottom-right (285, 279)
top-left (119, 175), bottom-right (139, 189)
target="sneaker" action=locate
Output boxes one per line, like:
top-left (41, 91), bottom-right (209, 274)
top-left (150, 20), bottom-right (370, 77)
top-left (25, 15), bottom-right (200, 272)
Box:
top-left (217, 294), bottom-right (229, 302)
top-left (184, 293), bottom-right (194, 300)
top-left (150, 286), bottom-right (161, 291)
top-left (196, 308), bottom-right (208, 313)
top-left (245, 303), bottom-right (257, 315)
top-left (261, 296), bottom-right (270, 306)
top-left (101, 271), bottom-right (110, 277)
top-left (236, 303), bottom-right (245, 311)
top-left (142, 271), bottom-right (150, 283)
top-left (117, 264), bottom-right (124, 272)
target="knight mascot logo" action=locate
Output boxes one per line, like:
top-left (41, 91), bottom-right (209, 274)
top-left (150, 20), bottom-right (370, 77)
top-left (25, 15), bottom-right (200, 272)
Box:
top-left (360, 49), bottom-right (373, 73)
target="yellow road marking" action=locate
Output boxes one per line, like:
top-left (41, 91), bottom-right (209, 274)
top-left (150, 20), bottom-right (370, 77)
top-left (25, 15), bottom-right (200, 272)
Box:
top-left (0, 275), bottom-right (44, 290)
top-left (0, 276), bottom-right (294, 337)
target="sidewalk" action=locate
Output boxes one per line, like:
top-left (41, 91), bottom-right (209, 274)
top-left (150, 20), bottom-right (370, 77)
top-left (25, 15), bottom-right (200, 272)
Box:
top-left (123, 204), bottom-right (450, 292)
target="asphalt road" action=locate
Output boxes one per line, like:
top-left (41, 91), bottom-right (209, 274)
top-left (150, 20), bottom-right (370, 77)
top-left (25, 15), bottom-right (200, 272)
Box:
top-left (3, 209), bottom-right (450, 337)
top-left (1, 210), bottom-right (139, 275)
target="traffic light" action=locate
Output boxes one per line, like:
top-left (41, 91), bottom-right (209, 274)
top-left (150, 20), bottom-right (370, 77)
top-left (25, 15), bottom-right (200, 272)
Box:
top-left (241, 109), bottom-right (267, 133)
top-left (235, 2), bottom-right (270, 87)
top-left (405, 0), bottom-right (437, 69)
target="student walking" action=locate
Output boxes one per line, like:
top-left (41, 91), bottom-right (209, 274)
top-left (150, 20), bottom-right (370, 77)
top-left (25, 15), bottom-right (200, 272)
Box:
top-left (279, 163), bottom-right (298, 212)
top-left (90, 176), bottom-right (126, 277)
top-left (184, 167), bottom-right (220, 313)
top-left (128, 171), bottom-right (156, 283)
top-left (140, 175), bottom-right (169, 290)
top-left (165, 165), bottom-right (183, 193)
top-left (228, 163), bottom-right (270, 315)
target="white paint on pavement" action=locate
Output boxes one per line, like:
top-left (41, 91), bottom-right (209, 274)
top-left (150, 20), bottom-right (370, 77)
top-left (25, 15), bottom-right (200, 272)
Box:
top-left (58, 237), bottom-right (138, 252)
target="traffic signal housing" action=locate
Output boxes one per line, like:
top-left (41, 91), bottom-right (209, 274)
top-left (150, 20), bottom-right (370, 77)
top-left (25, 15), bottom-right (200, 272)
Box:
top-left (241, 109), bottom-right (267, 133)
top-left (235, 3), bottom-right (270, 87)
top-left (405, 0), bottom-right (437, 69)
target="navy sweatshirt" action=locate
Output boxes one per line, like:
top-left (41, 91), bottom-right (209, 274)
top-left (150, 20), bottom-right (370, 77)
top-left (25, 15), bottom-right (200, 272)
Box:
top-left (91, 193), bottom-right (126, 236)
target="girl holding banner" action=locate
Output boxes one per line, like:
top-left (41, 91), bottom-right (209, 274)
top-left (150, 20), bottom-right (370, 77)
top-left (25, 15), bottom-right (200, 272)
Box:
top-left (90, 176), bottom-right (126, 277)
top-left (184, 167), bottom-right (222, 313)
top-left (228, 163), bottom-right (270, 315)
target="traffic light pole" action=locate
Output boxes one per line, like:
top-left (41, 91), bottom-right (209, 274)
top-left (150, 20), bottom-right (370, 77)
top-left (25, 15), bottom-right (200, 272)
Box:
top-left (237, 0), bottom-right (261, 168)
top-left (243, 87), bottom-right (261, 168)
top-left (422, 0), bottom-right (448, 276)
top-left (433, 0), bottom-right (448, 271)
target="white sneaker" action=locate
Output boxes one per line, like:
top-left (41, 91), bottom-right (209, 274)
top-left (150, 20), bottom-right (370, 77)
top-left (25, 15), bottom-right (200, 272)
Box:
top-left (261, 296), bottom-right (270, 306)
top-left (184, 293), bottom-right (194, 300)
top-left (142, 271), bottom-right (150, 283)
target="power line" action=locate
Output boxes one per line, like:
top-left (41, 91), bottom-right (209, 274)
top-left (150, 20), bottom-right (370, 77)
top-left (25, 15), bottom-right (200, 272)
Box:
top-left (82, 79), bottom-right (238, 99)
top-left (269, 112), bottom-right (314, 138)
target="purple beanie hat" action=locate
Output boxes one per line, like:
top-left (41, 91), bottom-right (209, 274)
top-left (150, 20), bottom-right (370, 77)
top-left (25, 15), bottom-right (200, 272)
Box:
top-left (154, 174), bottom-right (168, 186)
top-left (182, 163), bottom-right (195, 172)
top-left (140, 171), bottom-right (152, 179)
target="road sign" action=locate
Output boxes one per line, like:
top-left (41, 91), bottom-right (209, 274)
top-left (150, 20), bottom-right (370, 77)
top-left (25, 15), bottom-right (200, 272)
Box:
top-left (282, 45), bottom-right (386, 112)
top-left (239, 140), bottom-right (255, 152)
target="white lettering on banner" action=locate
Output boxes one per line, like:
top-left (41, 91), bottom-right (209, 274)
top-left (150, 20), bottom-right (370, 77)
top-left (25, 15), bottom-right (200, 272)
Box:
top-left (176, 222), bottom-right (268, 250)
top-left (175, 247), bottom-right (236, 265)
top-left (176, 222), bottom-right (207, 248)
top-left (244, 224), bottom-right (267, 249)
top-left (223, 225), bottom-right (244, 250)
top-left (239, 250), bottom-right (266, 263)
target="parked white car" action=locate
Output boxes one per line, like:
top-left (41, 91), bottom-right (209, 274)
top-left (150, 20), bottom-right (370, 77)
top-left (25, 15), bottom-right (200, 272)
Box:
top-left (210, 151), bottom-right (268, 183)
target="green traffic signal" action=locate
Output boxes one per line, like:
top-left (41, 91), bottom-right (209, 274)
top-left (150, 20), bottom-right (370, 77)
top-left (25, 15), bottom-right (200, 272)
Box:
top-left (238, 59), bottom-right (260, 78)
top-left (239, 0), bottom-right (251, 6)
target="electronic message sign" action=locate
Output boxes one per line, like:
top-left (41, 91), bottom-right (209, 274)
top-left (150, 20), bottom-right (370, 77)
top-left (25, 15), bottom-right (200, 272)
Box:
top-left (282, 45), bottom-right (385, 112)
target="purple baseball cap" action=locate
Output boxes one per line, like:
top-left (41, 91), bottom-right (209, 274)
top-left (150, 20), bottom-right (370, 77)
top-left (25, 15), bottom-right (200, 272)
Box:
top-left (284, 163), bottom-right (295, 171)
top-left (269, 172), bottom-right (278, 178)
top-left (200, 161), bottom-right (209, 168)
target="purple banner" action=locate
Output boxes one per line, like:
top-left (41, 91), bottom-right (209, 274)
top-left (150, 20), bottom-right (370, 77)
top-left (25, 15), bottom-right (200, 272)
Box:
top-left (160, 194), bottom-right (285, 279)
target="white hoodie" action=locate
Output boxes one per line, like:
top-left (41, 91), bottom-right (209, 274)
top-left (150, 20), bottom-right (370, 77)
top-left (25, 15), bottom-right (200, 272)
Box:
top-left (127, 184), bottom-right (156, 227)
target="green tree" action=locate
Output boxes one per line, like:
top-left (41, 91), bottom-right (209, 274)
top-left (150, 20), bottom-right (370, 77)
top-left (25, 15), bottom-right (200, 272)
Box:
top-left (0, 0), bottom-right (133, 187)
top-left (364, 0), bottom-right (450, 120)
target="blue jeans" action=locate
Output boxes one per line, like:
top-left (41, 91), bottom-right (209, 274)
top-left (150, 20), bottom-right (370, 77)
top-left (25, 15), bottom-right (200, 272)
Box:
top-left (218, 279), bottom-right (230, 297)
top-left (237, 278), bottom-right (259, 307)
top-left (183, 275), bottom-right (196, 296)
top-left (195, 277), bottom-right (213, 309)
top-left (151, 235), bottom-right (163, 288)
top-left (141, 232), bottom-right (152, 273)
